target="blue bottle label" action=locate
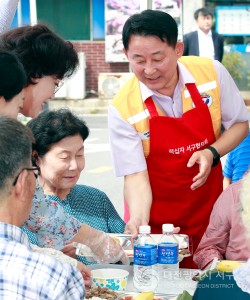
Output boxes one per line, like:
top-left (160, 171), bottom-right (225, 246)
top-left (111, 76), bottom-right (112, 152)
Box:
top-left (158, 242), bottom-right (178, 264)
top-left (134, 244), bottom-right (157, 266)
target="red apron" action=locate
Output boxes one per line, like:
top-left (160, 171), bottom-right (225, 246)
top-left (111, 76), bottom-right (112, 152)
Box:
top-left (144, 83), bottom-right (223, 268)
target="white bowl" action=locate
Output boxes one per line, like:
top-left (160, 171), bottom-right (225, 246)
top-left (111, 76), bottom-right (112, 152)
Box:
top-left (91, 268), bottom-right (129, 291)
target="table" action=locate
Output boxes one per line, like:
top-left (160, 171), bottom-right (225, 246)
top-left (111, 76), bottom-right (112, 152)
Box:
top-left (89, 264), bottom-right (198, 297)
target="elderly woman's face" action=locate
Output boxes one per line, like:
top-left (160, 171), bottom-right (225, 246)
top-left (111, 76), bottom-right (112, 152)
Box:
top-left (37, 134), bottom-right (85, 193)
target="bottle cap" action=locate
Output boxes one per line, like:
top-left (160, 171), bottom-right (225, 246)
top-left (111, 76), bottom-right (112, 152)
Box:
top-left (139, 225), bottom-right (151, 234)
top-left (162, 223), bottom-right (174, 232)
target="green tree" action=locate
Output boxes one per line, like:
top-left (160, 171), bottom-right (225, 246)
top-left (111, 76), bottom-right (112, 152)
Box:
top-left (222, 52), bottom-right (246, 81)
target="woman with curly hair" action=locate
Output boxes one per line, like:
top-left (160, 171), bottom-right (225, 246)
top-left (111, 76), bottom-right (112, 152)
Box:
top-left (0, 23), bottom-right (79, 117)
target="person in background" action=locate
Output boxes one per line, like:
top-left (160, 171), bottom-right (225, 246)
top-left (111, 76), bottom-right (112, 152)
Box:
top-left (0, 0), bottom-right (19, 33)
top-left (193, 178), bottom-right (250, 270)
top-left (0, 115), bottom-right (85, 299)
top-left (0, 49), bottom-right (26, 118)
top-left (23, 108), bottom-right (127, 265)
top-left (183, 7), bottom-right (224, 62)
top-left (0, 23), bottom-right (78, 118)
top-left (193, 171), bottom-right (250, 299)
top-left (223, 130), bottom-right (250, 189)
top-left (108, 9), bottom-right (249, 268)
top-left (234, 170), bottom-right (250, 294)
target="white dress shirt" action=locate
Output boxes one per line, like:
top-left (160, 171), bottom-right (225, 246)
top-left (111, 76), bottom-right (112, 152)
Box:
top-left (108, 60), bottom-right (250, 177)
top-left (198, 28), bottom-right (215, 60)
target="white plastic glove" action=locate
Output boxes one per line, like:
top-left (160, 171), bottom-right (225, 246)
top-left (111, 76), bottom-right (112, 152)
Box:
top-left (72, 225), bottom-right (129, 265)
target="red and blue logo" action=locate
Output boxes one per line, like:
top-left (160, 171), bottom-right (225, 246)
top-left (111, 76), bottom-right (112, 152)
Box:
top-left (200, 93), bottom-right (213, 107)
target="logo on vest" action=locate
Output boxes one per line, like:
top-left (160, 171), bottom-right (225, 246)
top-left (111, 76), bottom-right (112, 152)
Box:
top-left (192, 93), bottom-right (213, 108)
top-left (200, 93), bottom-right (213, 107)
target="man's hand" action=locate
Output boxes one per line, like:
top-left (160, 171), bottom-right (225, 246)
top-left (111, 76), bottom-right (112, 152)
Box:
top-left (124, 220), bottom-right (180, 238)
top-left (76, 262), bottom-right (92, 287)
top-left (173, 227), bottom-right (180, 233)
top-left (124, 218), bottom-right (147, 238)
top-left (187, 149), bottom-right (213, 190)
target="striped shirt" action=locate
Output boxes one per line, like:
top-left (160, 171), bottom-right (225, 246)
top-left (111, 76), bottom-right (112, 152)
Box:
top-left (0, 222), bottom-right (85, 299)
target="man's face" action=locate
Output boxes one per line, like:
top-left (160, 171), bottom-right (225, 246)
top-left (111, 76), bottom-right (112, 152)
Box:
top-left (196, 13), bottom-right (213, 34)
top-left (124, 35), bottom-right (183, 96)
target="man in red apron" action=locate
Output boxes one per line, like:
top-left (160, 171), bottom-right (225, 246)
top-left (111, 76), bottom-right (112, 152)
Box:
top-left (145, 86), bottom-right (222, 268)
top-left (109, 10), bottom-right (249, 268)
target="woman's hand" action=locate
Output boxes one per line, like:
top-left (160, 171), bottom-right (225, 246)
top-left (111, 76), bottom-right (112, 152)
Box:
top-left (61, 242), bottom-right (77, 258)
top-left (87, 231), bottom-right (129, 265)
top-left (71, 225), bottom-right (130, 265)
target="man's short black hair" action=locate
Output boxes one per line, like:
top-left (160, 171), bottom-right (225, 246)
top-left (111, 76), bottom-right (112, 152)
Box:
top-left (194, 7), bottom-right (213, 20)
top-left (123, 9), bottom-right (178, 51)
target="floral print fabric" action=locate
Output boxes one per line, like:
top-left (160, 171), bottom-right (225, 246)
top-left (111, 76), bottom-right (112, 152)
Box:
top-left (25, 183), bottom-right (81, 249)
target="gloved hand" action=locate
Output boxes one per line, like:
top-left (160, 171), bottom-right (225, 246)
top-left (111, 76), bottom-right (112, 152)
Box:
top-left (72, 224), bottom-right (130, 265)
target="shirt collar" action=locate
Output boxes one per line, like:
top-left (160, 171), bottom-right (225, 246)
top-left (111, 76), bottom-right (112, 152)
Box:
top-left (140, 60), bottom-right (196, 101)
top-left (0, 221), bottom-right (32, 250)
top-left (197, 28), bottom-right (212, 37)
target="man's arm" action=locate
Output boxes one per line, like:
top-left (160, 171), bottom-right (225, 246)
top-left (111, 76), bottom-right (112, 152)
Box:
top-left (108, 105), bottom-right (150, 235)
top-left (124, 170), bottom-right (152, 236)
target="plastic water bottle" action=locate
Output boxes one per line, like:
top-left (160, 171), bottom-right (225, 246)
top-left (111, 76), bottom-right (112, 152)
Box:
top-left (157, 224), bottom-right (179, 292)
top-left (133, 225), bottom-right (158, 292)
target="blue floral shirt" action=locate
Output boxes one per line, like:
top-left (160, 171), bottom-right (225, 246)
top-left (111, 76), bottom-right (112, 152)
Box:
top-left (23, 183), bottom-right (125, 251)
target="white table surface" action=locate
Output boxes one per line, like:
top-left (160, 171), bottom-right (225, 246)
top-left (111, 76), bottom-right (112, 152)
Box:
top-left (89, 264), bottom-right (198, 297)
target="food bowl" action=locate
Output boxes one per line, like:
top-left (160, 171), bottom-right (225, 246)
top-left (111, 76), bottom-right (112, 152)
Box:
top-left (91, 268), bottom-right (129, 292)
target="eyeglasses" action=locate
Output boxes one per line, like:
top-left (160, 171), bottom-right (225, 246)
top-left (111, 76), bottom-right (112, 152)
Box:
top-left (54, 81), bottom-right (64, 93)
top-left (13, 166), bottom-right (41, 186)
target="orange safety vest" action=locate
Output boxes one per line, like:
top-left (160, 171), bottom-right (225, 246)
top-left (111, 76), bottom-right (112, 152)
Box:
top-left (112, 56), bottom-right (221, 157)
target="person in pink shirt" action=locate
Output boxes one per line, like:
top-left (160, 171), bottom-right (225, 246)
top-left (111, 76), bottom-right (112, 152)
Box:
top-left (193, 178), bottom-right (250, 270)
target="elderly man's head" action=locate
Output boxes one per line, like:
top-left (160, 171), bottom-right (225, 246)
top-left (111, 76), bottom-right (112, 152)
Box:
top-left (0, 116), bottom-right (35, 224)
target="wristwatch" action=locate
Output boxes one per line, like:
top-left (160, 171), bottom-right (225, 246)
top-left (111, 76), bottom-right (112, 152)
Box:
top-left (206, 146), bottom-right (220, 167)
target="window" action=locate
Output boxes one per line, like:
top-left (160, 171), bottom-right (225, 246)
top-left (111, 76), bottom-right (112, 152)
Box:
top-left (36, 0), bottom-right (91, 40)
top-left (92, 0), bottom-right (105, 40)
top-left (11, 0), bottom-right (30, 28)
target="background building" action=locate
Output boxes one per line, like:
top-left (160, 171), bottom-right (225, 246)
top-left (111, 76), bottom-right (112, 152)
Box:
top-left (12, 0), bottom-right (250, 101)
